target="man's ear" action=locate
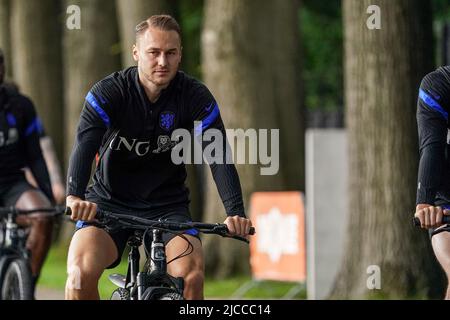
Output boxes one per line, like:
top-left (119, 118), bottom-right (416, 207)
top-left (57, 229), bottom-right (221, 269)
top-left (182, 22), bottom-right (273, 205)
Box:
top-left (132, 44), bottom-right (139, 62)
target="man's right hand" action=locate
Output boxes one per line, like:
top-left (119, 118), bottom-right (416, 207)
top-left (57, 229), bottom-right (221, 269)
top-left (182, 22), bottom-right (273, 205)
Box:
top-left (66, 195), bottom-right (97, 221)
top-left (414, 204), bottom-right (450, 229)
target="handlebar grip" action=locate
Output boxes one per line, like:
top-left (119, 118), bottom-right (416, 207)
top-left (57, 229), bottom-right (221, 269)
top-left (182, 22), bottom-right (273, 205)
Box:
top-left (413, 215), bottom-right (450, 227)
top-left (249, 227), bottom-right (255, 235)
top-left (65, 207), bottom-right (104, 219)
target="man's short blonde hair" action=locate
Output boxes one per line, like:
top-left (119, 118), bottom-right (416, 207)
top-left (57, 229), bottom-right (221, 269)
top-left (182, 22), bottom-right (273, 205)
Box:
top-left (135, 15), bottom-right (181, 43)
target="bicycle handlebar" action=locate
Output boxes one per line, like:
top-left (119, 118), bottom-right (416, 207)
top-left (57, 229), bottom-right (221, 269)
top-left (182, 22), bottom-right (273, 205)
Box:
top-left (413, 216), bottom-right (450, 227)
top-left (65, 207), bottom-right (255, 243)
top-left (0, 205), bottom-right (66, 217)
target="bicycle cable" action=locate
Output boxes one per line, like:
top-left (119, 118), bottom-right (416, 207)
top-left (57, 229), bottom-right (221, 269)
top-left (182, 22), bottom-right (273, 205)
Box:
top-left (141, 227), bottom-right (195, 266)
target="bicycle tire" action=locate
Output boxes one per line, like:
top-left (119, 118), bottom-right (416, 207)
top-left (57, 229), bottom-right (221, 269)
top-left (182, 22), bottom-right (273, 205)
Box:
top-left (157, 292), bottom-right (184, 300)
top-left (1, 258), bottom-right (33, 300)
top-left (111, 288), bottom-right (130, 300)
top-left (0, 255), bottom-right (14, 299)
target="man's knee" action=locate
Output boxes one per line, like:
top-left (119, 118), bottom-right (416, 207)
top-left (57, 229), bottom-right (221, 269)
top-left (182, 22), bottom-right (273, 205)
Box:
top-left (183, 269), bottom-right (204, 290)
top-left (67, 253), bottom-right (103, 290)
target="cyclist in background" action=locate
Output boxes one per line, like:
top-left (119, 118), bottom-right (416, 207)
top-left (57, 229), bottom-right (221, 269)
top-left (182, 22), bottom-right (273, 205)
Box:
top-left (24, 126), bottom-right (66, 205)
top-left (0, 48), bottom-right (56, 294)
top-left (65, 15), bottom-right (253, 300)
top-left (414, 65), bottom-right (450, 299)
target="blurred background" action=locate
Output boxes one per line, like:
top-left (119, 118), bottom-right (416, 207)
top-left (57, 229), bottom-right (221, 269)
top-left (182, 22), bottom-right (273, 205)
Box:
top-left (1, 0), bottom-right (450, 299)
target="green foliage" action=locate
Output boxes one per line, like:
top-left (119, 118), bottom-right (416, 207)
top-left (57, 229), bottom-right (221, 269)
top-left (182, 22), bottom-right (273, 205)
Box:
top-left (178, 0), bottom-right (204, 80)
top-left (433, 0), bottom-right (450, 20)
top-left (204, 277), bottom-right (306, 299)
top-left (300, 0), bottom-right (343, 111)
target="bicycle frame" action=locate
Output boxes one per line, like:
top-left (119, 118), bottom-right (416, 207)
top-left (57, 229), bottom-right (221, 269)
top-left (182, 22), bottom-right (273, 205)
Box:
top-left (109, 228), bottom-right (184, 300)
top-left (1, 212), bottom-right (31, 260)
top-left (0, 206), bottom-right (64, 300)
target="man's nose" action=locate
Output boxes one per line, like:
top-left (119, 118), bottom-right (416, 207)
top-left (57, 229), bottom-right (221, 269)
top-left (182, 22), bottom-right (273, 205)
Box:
top-left (158, 53), bottom-right (168, 67)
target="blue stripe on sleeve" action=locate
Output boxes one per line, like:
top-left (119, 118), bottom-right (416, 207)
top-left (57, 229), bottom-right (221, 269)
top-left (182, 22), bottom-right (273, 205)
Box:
top-left (25, 117), bottom-right (39, 136)
top-left (86, 92), bottom-right (111, 127)
top-left (194, 102), bottom-right (220, 136)
top-left (36, 117), bottom-right (44, 135)
top-left (419, 89), bottom-right (448, 120)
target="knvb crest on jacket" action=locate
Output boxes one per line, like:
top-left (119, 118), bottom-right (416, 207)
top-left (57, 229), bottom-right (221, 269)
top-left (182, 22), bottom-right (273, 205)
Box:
top-left (160, 111), bottom-right (175, 132)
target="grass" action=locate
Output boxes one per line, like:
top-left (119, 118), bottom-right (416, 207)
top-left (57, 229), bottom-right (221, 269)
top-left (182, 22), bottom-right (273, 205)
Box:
top-left (38, 243), bottom-right (306, 300)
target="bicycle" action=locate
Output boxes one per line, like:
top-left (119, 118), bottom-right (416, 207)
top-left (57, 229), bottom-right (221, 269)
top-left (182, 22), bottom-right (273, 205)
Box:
top-left (0, 205), bottom-right (65, 300)
top-left (66, 208), bottom-right (255, 300)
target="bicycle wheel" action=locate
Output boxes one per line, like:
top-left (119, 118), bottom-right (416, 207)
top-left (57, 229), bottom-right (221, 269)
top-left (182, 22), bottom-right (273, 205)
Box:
top-left (158, 292), bottom-right (184, 300)
top-left (1, 258), bottom-right (33, 300)
top-left (111, 288), bottom-right (130, 300)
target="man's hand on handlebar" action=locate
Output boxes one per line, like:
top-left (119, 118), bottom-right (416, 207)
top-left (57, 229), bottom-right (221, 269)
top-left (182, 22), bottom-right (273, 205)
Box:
top-left (66, 195), bottom-right (97, 221)
top-left (223, 215), bottom-right (254, 238)
top-left (414, 204), bottom-right (450, 229)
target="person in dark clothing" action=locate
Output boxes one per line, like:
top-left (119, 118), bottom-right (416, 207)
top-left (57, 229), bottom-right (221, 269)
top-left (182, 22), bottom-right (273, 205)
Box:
top-left (65, 15), bottom-right (253, 300)
top-left (0, 48), bottom-right (55, 294)
top-left (414, 65), bottom-right (450, 299)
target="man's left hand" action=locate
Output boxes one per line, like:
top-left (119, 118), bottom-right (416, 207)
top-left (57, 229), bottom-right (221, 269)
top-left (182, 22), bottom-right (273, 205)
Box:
top-left (223, 215), bottom-right (253, 238)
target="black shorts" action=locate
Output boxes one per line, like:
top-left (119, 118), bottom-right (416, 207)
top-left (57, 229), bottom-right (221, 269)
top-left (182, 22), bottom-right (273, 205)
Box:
top-left (74, 205), bottom-right (200, 269)
top-left (0, 177), bottom-right (37, 207)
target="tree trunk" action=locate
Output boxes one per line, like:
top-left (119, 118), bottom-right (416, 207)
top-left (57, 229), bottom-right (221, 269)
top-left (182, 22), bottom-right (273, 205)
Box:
top-left (63, 0), bottom-right (121, 165)
top-left (0, 0), bottom-right (12, 80)
top-left (331, 0), bottom-right (445, 299)
top-left (59, 0), bottom-right (121, 245)
top-left (201, 0), bottom-right (303, 277)
top-left (272, 0), bottom-right (304, 190)
top-left (116, 0), bottom-right (177, 68)
top-left (10, 0), bottom-right (64, 161)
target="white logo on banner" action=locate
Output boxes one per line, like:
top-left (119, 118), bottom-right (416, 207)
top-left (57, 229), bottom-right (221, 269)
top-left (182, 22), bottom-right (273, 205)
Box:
top-left (256, 207), bottom-right (299, 262)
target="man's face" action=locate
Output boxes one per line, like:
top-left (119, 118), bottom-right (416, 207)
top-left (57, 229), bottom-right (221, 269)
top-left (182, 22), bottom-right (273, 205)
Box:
top-left (133, 27), bottom-right (182, 88)
top-left (0, 53), bottom-right (4, 85)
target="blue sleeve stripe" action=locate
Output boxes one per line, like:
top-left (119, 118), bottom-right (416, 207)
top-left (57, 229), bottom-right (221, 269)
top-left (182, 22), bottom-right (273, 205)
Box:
top-left (6, 113), bottom-right (16, 126)
top-left (36, 117), bottom-right (44, 135)
top-left (194, 102), bottom-right (220, 136)
top-left (419, 89), bottom-right (448, 120)
top-left (86, 92), bottom-right (110, 127)
top-left (25, 117), bottom-right (39, 136)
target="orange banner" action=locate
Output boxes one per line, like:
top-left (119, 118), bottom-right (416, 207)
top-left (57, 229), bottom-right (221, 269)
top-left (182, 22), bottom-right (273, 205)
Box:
top-left (249, 191), bottom-right (306, 282)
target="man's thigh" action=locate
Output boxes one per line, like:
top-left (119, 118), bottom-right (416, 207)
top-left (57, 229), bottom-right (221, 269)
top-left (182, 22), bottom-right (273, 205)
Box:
top-left (68, 226), bottom-right (119, 273)
top-left (1, 178), bottom-right (47, 208)
top-left (3, 180), bottom-right (50, 226)
top-left (432, 230), bottom-right (450, 274)
top-left (166, 235), bottom-right (204, 277)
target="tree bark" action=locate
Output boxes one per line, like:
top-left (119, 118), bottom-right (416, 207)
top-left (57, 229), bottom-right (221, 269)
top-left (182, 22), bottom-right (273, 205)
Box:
top-left (331, 0), bottom-right (445, 299)
top-left (272, 0), bottom-right (304, 191)
top-left (10, 0), bottom-right (64, 161)
top-left (59, 0), bottom-right (121, 244)
top-left (0, 0), bottom-right (12, 80)
top-left (201, 0), bottom-right (303, 277)
top-left (116, 0), bottom-right (177, 68)
top-left (63, 0), bottom-right (121, 165)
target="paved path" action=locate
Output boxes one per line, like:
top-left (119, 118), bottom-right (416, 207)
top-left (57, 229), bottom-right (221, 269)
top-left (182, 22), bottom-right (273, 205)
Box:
top-left (35, 287), bottom-right (64, 300)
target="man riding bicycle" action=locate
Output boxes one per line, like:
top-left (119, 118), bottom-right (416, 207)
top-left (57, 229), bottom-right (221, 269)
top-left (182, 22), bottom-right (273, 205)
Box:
top-left (0, 48), bottom-right (56, 295)
top-left (65, 15), bottom-right (253, 300)
top-left (414, 65), bottom-right (450, 299)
